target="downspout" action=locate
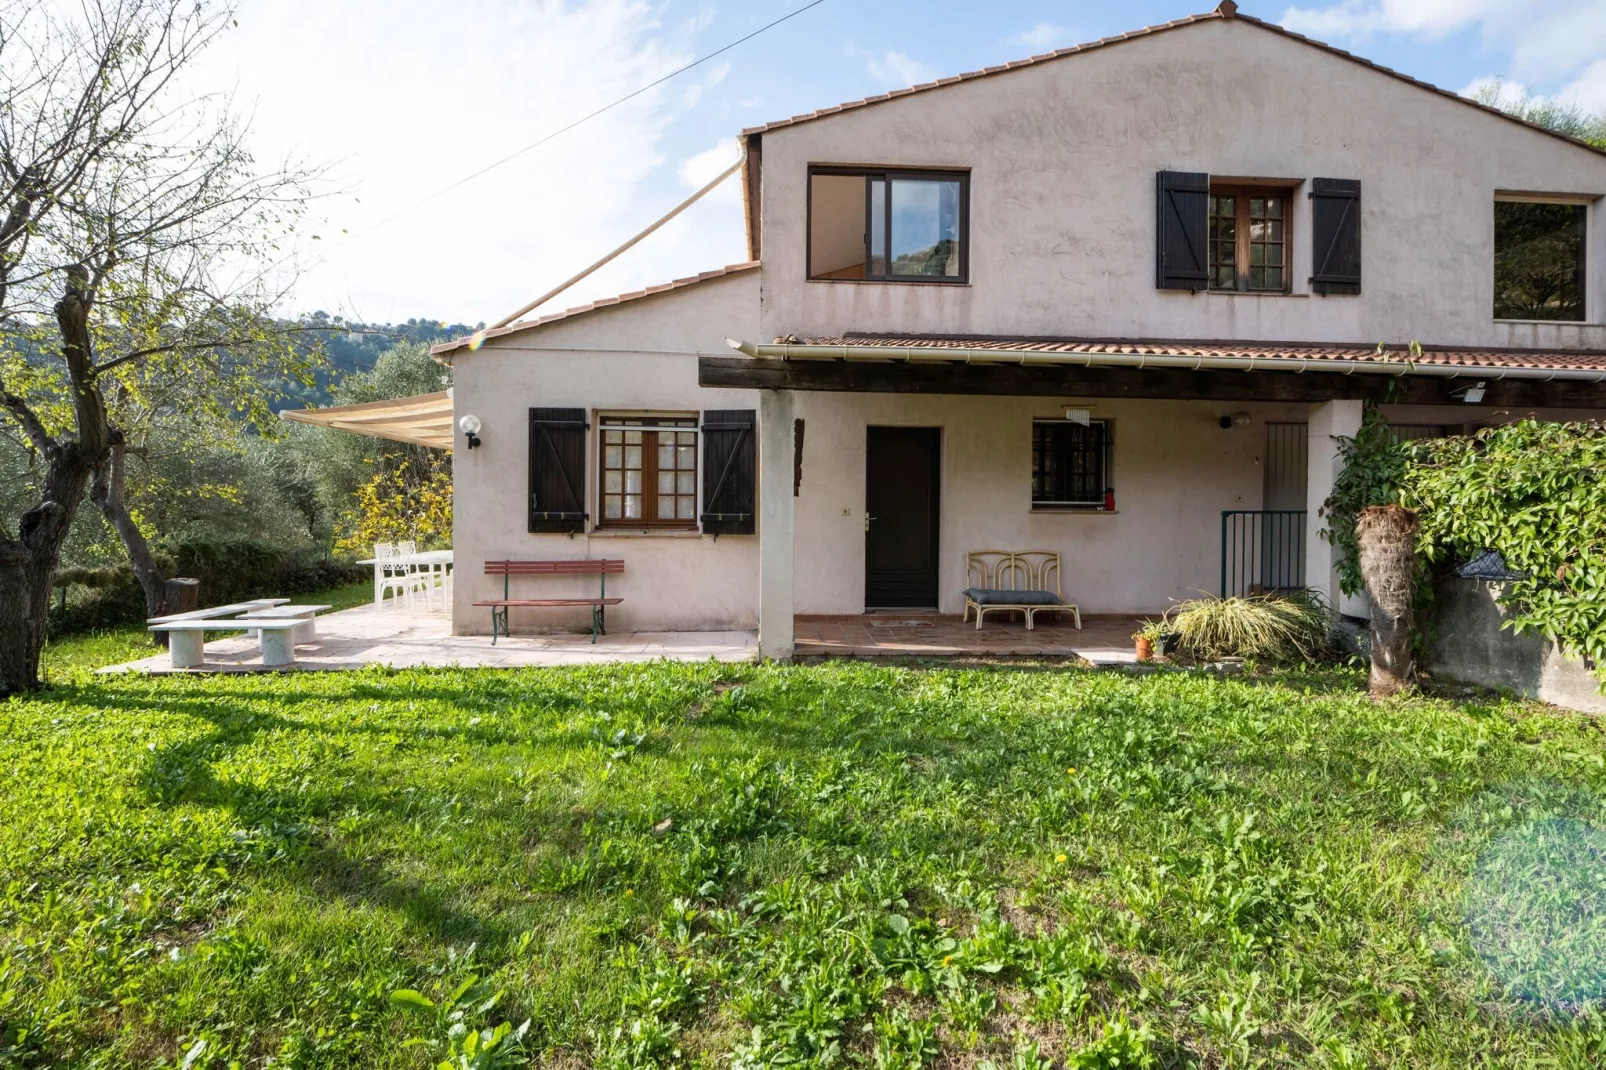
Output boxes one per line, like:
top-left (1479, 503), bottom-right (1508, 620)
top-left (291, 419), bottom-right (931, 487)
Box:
top-left (723, 338), bottom-right (1606, 384)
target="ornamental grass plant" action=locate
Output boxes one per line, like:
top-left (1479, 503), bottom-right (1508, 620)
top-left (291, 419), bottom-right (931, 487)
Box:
top-left (1169, 591), bottom-right (1332, 663)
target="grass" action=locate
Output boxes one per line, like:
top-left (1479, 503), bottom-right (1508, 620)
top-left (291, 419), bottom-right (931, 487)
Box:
top-left (39, 582), bottom-right (377, 676)
top-left (1, 657), bottom-right (1605, 1068)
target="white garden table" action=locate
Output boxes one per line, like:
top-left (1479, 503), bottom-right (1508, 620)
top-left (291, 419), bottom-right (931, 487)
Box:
top-left (357, 549), bottom-right (453, 611)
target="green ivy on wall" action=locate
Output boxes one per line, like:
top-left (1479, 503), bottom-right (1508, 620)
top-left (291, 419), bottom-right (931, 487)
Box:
top-left (1401, 420), bottom-right (1606, 684)
top-left (1324, 414), bottom-right (1606, 686)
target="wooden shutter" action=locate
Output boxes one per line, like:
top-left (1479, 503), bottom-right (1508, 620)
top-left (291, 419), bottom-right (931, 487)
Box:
top-left (700, 409), bottom-right (755, 535)
top-left (1155, 171), bottom-right (1209, 291)
top-left (1310, 178), bottom-right (1361, 295)
top-left (528, 408), bottom-right (588, 533)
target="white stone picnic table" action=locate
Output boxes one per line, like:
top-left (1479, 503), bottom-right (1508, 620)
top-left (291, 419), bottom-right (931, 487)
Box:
top-left (356, 549), bottom-right (453, 611)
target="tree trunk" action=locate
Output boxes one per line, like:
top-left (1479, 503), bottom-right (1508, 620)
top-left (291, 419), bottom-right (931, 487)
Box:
top-left (1356, 504), bottom-right (1419, 697)
top-left (92, 430), bottom-right (167, 625)
top-left (0, 269), bottom-right (112, 694)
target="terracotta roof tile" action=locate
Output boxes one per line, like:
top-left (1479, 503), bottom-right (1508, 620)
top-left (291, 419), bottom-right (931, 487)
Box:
top-left (432, 261), bottom-right (760, 357)
top-left (784, 335), bottom-right (1606, 375)
top-left (739, 7), bottom-right (1606, 159)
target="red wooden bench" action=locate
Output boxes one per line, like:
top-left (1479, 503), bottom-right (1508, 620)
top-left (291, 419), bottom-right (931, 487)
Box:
top-left (474, 559), bottom-right (624, 644)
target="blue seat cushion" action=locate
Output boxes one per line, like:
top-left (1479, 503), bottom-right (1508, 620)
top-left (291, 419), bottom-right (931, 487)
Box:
top-left (963, 587), bottom-right (1062, 607)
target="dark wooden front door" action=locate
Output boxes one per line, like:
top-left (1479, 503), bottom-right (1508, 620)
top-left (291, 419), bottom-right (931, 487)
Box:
top-left (865, 427), bottom-right (940, 608)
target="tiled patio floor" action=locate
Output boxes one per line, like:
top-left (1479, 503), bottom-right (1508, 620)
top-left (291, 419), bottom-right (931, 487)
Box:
top-left (795, 613), bottom-right (1147, 663)
top-left (102, 603), bottom-right (758, 674)
top-left (100, 604), bottom-right (1152, 674)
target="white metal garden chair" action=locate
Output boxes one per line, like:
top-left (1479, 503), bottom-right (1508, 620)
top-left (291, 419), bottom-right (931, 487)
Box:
top-left (375, 541), bottom-right (431, 610)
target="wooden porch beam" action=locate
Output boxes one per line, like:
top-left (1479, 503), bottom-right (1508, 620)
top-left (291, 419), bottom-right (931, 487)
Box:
top-left (697, 357), bottom-right (1606, 408)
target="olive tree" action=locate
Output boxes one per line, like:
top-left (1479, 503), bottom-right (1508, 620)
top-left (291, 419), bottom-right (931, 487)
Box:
top-left (0, 0), bottom-right (321, 693)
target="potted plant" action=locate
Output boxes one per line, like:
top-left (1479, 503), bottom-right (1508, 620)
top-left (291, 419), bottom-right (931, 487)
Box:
top-left (1133, 620), bottom-right (1166, 661)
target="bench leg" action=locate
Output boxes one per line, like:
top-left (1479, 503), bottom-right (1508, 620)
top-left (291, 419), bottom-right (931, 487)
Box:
top-left (490, 606), bottom-right (507, 645)
top-left (294, 619), bottom-right (316, 645)
top-left (591, 604), bottom-right (602, 644)
top-left (259, 629), bottom-right (295, 668)
top-left (168, 631), bottom-right (204, 669)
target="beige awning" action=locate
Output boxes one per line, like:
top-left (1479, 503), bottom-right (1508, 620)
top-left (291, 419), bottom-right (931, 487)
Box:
top-left (278, 391), bottom-right (454, 450)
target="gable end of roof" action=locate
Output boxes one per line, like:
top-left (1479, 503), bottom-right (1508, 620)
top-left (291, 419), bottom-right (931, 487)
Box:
top-left (431, 261), bottom-right (760, 360)
top-left (740, 6), bottom-right (1606, 160)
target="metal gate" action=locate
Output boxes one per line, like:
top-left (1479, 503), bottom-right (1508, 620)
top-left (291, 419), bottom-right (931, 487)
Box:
top-left (1221, 510), bottom-right (1307, 597)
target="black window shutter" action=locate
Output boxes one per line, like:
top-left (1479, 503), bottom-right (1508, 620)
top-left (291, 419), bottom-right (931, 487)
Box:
top-left (700, 409), bottom-right (756, 535)
top-left (528, 407), bottom-right (588, 533)
top-left (1310, 178), bottom-right (1361, 295)
top-left (1156, 171), bottom-right (1209, 291)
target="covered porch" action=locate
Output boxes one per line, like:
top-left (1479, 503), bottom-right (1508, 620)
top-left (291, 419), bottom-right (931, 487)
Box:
top-left (706, 334), bottom-right (1606, 659)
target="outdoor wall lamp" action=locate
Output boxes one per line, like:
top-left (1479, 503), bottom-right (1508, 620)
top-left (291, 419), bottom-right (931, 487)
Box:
top-left (1219, 412), bottom-right (1252, 429)
top-left (459, 414), bottom-right (482, 449)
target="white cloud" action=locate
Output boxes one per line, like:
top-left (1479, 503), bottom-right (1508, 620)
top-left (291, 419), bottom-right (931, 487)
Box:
top-left (1562, 60), bottom-right (1606, 111)
top-left (1005, 22), bottom-right (1074, 53)
top-left (678, 139), bottom-right (743, 205)
top-left (1280, 0), bottom-right (1500, 39)
top-left (846, 45), bottom-right (938, 88)
top-left (1281, 1), bottom-right (1606, 100)
top-left (185, 0), bottom-right (747, 324)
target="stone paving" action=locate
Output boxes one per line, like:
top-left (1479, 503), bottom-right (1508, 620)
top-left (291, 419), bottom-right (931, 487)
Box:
top-left (794, 613), bottom-right (1146, 663)
top-left (101, 604), bottom-right (1152, 674)
top-left (102, 602), bottom-right (758, 674)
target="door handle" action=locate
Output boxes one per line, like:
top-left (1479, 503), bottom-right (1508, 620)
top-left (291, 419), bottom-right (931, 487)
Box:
top-left (865, 514), bottom-right (875, 532)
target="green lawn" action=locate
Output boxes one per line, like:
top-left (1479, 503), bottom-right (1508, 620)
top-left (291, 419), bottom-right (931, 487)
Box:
top-left (2, 657), bottom-right (1605, 1068)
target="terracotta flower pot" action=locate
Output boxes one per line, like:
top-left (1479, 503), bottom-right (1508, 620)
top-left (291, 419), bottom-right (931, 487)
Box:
top-left (1134, 637), bottom-right (1154, 661)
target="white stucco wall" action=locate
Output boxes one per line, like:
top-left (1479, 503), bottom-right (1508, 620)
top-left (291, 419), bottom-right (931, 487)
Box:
top-left (448, 270), bottom-right (761, 635)
top-left (755, 17), bottom-right (1606, 349)
top-left (792, 393), bottom-right (1310, 616)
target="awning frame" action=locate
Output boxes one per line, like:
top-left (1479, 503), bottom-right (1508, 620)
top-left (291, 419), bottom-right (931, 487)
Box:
top-left (278, 391), bottom-right (455, 451)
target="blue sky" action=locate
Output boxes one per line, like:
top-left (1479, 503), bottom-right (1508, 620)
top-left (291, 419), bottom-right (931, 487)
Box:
top-left (198, 1), bottom-right (1605, 324)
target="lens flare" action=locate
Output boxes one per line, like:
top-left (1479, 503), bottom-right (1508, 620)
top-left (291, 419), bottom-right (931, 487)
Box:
top-left (1463, 816), bottom-right (1606, 1005)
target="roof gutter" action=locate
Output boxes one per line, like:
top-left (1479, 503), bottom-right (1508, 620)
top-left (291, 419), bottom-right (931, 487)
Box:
top-left (723, 338), bottom-right (1606, 383)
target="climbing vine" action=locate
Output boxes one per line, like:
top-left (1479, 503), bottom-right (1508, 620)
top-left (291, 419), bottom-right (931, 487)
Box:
top-left (1324, 415), bottom-right (1606, 685)
top-left (1319, 405), bottom-right (1413, 598)
top-left (1400, 419), bottom-right (1606, 683)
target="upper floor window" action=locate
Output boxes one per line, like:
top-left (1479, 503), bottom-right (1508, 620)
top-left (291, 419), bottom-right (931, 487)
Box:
top-left (808, 167), bottom-right (968, 283)
top-left (1209, 186), bottom-right (1289, 292)
top-left (1494, 199), bottom-right (1586, 321)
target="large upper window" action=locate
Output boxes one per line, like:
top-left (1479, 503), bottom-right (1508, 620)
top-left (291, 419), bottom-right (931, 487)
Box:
top-left (1209, 186), bottom-right (1290, 292)
top-left (808, 168), bottom-right (968, 283)
top-left (1032, 420), bottom-right (1110, 510)
top-left (599, 415), bottom-right (698, 528)
top-left (1494, 200), bottom-right (1586, 321)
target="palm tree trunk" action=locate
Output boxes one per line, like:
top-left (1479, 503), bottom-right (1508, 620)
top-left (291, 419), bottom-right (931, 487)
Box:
top-left (1356, 504), bottom-right (1419, 697)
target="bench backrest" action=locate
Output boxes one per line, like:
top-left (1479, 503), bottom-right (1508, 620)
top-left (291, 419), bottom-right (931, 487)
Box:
top-left (484, 559), bottom-right (624, 576)
top-left (966, 550), bottom-right (1062, 597)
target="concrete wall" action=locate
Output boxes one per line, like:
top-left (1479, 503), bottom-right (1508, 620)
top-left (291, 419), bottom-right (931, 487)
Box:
top-left (1428, 578), bottom-right (1606, 714)
top-left (755, 17), bottom-right (1606, 348)
top-left (792, 394), bottom-right (1310, 615)
top-left (448, 270), bottom-right (761, 635)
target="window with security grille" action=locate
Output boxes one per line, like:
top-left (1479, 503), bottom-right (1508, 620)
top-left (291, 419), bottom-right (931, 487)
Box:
top-left (599, 416), bottom-right (697, 527)
top-left (1032, 420), bottom-right (1110, 509)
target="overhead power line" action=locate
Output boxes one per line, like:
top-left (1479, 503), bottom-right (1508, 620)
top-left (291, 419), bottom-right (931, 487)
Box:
top-left (348, 0), bottom-right (829, 242)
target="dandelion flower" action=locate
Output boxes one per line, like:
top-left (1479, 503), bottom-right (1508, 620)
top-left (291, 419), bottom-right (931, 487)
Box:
top-left (1055, 853), bottom-right (1068, 864)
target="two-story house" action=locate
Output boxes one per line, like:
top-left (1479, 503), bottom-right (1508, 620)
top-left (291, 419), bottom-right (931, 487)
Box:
top-left (434, 2), bottom-right (1606, 657)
